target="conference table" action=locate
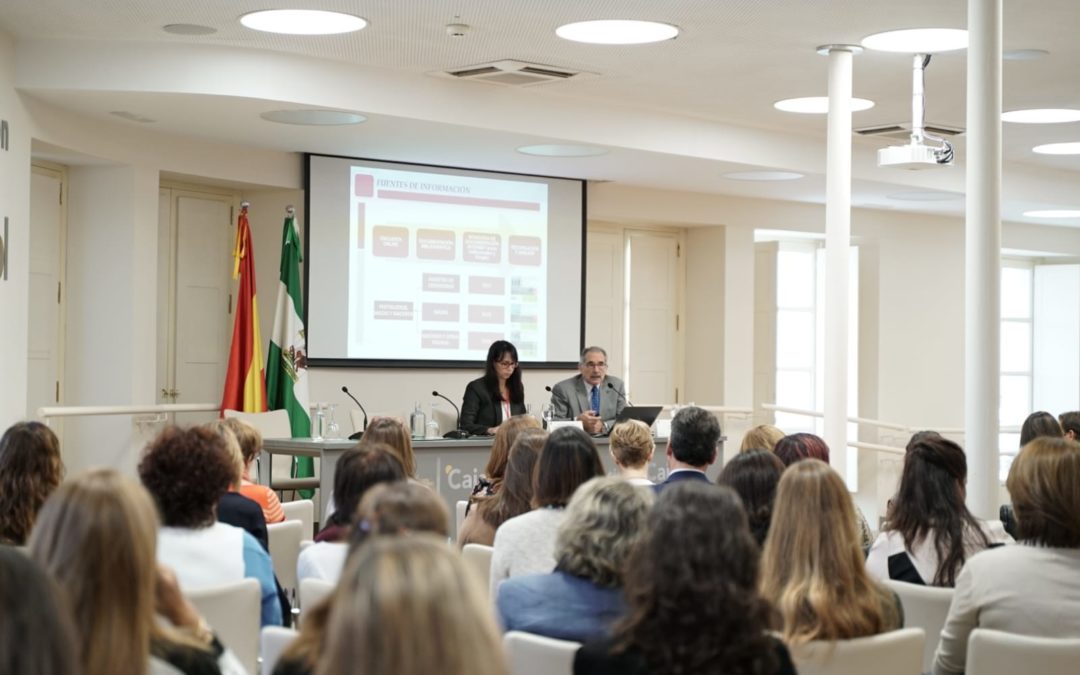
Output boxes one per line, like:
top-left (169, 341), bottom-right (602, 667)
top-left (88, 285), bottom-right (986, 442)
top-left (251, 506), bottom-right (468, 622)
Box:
top-left (261, 434), bottom-right (724, 533)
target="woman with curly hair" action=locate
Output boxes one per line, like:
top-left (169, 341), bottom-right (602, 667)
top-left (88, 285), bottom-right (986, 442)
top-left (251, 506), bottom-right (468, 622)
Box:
top-left (497, 476), bottom-right (654, 641)
top-left (760, 460), bottom-right (901, 647)
top-left (0, 421), bottom-right (64, 545)
top-left (717, 450), bottom-right (785, 546)
top-left (867, 435), bottom-right (1009, 586)
top-left (139, 425), bottom-right (282, 627)
top-left (458, 428), bottom-right (546, 548)
top-left (575, 481), bottom-right (795, 675)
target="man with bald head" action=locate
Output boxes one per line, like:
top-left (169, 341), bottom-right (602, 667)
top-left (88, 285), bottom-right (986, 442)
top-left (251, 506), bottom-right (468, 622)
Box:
top-left (549, 346), bottom-right (627, 435)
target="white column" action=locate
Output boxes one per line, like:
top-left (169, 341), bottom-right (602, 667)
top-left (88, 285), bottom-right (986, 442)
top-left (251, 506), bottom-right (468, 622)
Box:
top-left (966, 0), bottom-right (1003, 518)
top-left (821, 45), bottom-right (858, 489)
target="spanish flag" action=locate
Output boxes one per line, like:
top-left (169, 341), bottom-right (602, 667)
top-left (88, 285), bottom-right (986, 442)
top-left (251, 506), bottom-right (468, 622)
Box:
top-left (221, 203), bottom-right (267, 414)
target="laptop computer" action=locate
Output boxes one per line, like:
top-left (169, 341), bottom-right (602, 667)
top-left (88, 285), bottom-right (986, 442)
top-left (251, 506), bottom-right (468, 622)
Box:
top-left (614, 406), bottom-right (663, 428)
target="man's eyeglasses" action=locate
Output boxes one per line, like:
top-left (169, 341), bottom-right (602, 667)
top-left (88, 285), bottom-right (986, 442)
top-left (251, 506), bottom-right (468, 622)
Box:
top-left (583, 361), bottom-right (607, 369)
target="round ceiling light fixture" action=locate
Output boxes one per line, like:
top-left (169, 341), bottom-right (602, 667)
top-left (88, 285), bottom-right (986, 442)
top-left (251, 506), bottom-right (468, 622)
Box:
top-left (861, 28), bottom-right (968, 53)
top-left (516, 144), bottom-right (609, 157)
top-left (260, 109), bottom-right (366, 125)
top-left (774, 96), bottom-right (875, 113)
top-left (1003, 109), bottom-right (1080, 124)
top-left (240, 9), bottom-right (367, 35)
top-left (555, 19), bottom-right (679, 45)
top-left (1032, 142), bottom-right (1080, 155)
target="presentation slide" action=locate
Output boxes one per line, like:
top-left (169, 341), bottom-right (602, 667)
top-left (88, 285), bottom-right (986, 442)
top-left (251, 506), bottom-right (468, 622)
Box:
top-left (306, 154), bottom-right (585, 366)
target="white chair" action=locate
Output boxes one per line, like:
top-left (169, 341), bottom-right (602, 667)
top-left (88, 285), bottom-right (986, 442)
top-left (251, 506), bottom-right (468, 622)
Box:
top-left (259, 626), bottom-right (298, 675)
top-left (792, 627), bottom-right (925, 675)
top-left (884, 579), bottom-right (954, 674)
top-left (267, 520), bottom-right (303, 596)
top-left (503, 631), bottom-right (580, 675)
top-left (966, 628), bottom-right (1080, 675)
top-left (186, 578), bottom-right (261, 675)
top-left (224, 408), bottom-right (319, 492)
top-left (298, 577), bottom-right (334, 620)
top-left (281, 499), bottom-right (315, 540)
top-left (462, 543), bottom-right (494, 599)
top-left (456, 499), bottom-right (468, 536)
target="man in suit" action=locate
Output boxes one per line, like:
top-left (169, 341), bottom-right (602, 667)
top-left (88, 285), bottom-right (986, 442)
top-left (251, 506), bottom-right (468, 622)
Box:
top-left (550, 346), bottom-right (627, 435)
top-left (654, 405), bottom-right (720, 492)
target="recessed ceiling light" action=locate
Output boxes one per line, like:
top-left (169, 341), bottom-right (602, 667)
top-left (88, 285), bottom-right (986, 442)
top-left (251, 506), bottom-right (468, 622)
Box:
top-left (260, 109), bottom-right (366, 125)
top-left (887, 190), bottom-right (963, 202)
top-left (1003, 48), bottom-right (1049, 61)
top-left (240, 9), bottom-right (366, 35)
top-left (516, 144), bottom-right (608, 157)
top-left (1032, 142), bottom-right (1080, 155)
top-left (162, 23), bottom-right (217, 36)
top-left (1003, 109), bottom-right (1080, 124)
top-left (774, 97), bottom-right (875, 114)
top-left (555, 20), bottom-right (679, 45)
top-left (1023, 209), bottom-right (1080, 218)
top-left (861, 28), bottom-right (968, 53)
top-left (722, 171), bottom-right (805, 181)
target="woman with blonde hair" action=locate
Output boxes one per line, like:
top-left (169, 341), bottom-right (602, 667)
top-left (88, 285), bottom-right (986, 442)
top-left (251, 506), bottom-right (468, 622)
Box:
top-left (28, 469), bottom-right (245, 675)
top-left (608, 420), bottom-right (654, 485)
top-left (458, 428), bottom-right (546, 547)
top-left (740, 424), bottom-right (785, 453)
top-left (471, 414), bottom-right (542, 498)
top-left (316, 536), bottom-right (507, 675)
top-left (222, 417), bottom-right (285, 523)
top-left (360, 416), bottom-right (418, 478)
top-left (760, 459), bottom-right (901, 646)
top-left (0, 421), bottom-right (64, 545)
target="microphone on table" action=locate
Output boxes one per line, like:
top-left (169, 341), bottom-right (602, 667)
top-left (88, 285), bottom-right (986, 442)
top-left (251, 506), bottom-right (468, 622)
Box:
top-left (342, 386), bottom-right (368, 440)
top-left (432, 390), bottom-right (470, 439)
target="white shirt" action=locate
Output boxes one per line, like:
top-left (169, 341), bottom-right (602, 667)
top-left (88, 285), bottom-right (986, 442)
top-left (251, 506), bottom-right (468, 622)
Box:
top-left (297, 541), bottom-right (349, 584)
top-left (866, 519), bottom-right (1011, 585)
top-left (158, 522), bottom-right (245, 590)
top-left (490, 507), bottom-right (565, 597)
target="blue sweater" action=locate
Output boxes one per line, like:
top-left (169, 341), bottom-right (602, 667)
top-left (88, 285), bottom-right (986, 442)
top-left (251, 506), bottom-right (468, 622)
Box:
top-left (496, 570), bottom-right (626, 642)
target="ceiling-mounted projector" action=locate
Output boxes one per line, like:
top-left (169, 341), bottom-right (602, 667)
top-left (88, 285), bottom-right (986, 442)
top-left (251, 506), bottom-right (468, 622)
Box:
top-left (878, 54), bottom-right (954, 170)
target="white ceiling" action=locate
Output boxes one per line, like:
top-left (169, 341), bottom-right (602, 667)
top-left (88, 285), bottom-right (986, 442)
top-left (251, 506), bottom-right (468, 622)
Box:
top-left (3, 0), bottom-right (1079, 227)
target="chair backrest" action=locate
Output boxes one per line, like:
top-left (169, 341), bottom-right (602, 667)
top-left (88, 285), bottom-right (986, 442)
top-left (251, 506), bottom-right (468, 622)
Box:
top-left (503, 630), bottom-right (580, 675)
top-left (456, 500), bottom-right (468, 536)
top-left (461, 544), bottom-right (494, 599)
top-left (224, 409), bottom-right (295, 486)
top-left (299, 577), bottom-right (335, 620)
top-left (260, 626), bottom-right (299, 675)
top-left (966, 628), bottom-right (1080, 675)
top-left (186, 578), bottom-right (261, 675)
top-left (281, 499), bottom-right (315, 539)
top-left (792, 628), bottom-right (925, 675)
top-left (267, 520), bottom-right (303, 596)
top-left (884, 579), bottom-right (954, 674)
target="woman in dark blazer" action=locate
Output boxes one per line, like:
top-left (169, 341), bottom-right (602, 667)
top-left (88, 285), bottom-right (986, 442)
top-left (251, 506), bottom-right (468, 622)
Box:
top-left (460, 340), bottom-right (526, 435)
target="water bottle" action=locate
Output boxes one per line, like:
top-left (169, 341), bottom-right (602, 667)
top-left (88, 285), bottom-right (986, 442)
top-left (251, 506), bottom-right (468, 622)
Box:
top-left (311, 403), bottom-right (325, 441)
top-left (426, 402), bottom-right (441, 439)
top-left (410, 402), bottom-right (426, 439)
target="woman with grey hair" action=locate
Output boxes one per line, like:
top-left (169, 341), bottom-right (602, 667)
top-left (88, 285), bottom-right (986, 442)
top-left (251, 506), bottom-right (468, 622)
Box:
top-left (495, 477), bottom-right (654, 641)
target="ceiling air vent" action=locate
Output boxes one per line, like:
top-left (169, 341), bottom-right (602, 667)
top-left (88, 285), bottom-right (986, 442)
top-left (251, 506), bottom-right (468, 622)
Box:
top-left (855, 122), bottom-right (964, 141)
top-left (436, 60), bottom-right (592, 87)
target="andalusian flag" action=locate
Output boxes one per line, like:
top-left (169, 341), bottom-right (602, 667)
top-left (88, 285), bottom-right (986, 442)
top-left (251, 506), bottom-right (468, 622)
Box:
top-left (267, 210), bottom-right (313, 488)
top-left (221, 204), bottom-right (267, 414)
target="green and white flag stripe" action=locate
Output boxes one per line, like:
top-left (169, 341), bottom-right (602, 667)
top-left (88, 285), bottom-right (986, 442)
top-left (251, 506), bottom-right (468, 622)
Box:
top-left (266, 213), bottom-right (313, 491)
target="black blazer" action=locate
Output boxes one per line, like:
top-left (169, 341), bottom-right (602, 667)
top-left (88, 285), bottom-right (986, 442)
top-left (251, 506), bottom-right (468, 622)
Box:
top-left (217, 491), bottom-right (269, 551)
top-left (459, 377), bottom-right (526, 435)
top-left (653, 469), bottom-right (710, 494)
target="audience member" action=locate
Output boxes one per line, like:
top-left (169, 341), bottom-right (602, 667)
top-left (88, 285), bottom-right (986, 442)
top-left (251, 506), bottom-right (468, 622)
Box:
top-left (1019, 410), bottom-right (1063, 446)
top-left (933, 436), bottom-right (1080, 675)
top-left (653, 406), bottom-right (720, 492)
top-left (0, 546), bottom-right (80, 675)
top-left (470, 414), bottom-right (542, 499)
top-left (575, 482), bottom-right (795, 675)
top-left (0, 421), bottom-right (64, 545)
top-left (772, 433), bottom-right (874, 549)
top-left (761, 459), bottom-right (901, 646)
top-left (360, 416), bottom-right (419, 478)
top-left (208, 420), bottom-right (270, 551)
top-left (350, 481), bottom-right (449, 549)
top-left (490, 427), bottom-right (604, 594)
top-left (497, 477), bottom-right (654, 641)
top-left (740, 424), bottom-right (785, 453)
top-left (223, 417), bottom-right (285, 523)
top-left (316, 536), bottom-right (508, 675)
top-left (1059, 410), bottom-right (1080, 441)
top-left (867, 435), bottom-right (1009, 586)
top-left (608, 420), bottom-right (655, 485)
top-left (717, 450), bottom-right (785, 546)
top-left (297, 443), bottom-right (405, 583)
top-left (458, 428), bottom-right (546, 548)
top-left (29, 469), bottom-right (245, 675)
top-left (139, 425), bottom-right (281, 627)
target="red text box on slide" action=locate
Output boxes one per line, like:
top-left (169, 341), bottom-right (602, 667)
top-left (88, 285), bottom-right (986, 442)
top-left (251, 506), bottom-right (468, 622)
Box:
top-left (417, 229), bottom-right (456, 261)
top-left (422, 303), bottom-right (460, 322)
top-left (373, 301), bottom-right (414, 320)
top-left (423, 273), bottom-right (460, 292)
top-left (422, 331), bottom-right (460, 349)
top-left (372, 226), bottom-right (409, 258)
top-left (354, 174), bottom-right (375, 197)
top-left (508, 236), bottom-right (542, 266)
top-left (463, 233), bottom-right (501, 264)
top-left (469, 305), bottom-right (505, 324)
top-left (469, 332), bottom-right (505, 350)
top-left (469, 276), bottom-right (506, 295)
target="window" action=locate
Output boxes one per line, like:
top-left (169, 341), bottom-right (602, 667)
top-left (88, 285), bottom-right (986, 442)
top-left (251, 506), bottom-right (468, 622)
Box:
top-left (999, 262), bottom-right (1033, 480)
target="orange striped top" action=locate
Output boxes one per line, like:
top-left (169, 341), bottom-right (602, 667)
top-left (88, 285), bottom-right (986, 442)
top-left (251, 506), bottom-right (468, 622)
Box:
top-left (239, 480), bottom-right (285, 523)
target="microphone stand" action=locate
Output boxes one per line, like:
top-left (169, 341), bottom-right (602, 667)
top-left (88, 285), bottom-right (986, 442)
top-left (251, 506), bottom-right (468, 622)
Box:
top-left (342, 386), bottom-right (368, 440)
top-left (432, 390), bottom-right (470, 439)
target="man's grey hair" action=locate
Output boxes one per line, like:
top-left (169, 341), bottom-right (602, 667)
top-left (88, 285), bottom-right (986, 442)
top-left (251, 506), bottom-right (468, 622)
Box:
top-left (579, 346), bottom-right (608, 365)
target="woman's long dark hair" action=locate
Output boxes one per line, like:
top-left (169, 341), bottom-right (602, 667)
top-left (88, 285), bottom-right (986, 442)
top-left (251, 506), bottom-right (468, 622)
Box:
top-left (482, 340), bottom-right (524, 405)
top-left (884, 436), bottom-right (990, 586)
top-left (612, 482), bottom-right (778, 675)
top-left (717, 450), bottom-right (785, 546)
